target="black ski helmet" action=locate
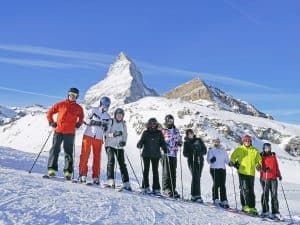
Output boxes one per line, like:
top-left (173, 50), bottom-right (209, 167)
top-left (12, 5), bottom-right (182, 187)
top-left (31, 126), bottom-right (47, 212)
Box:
top-left (114, 108), bottom-right (125, 119)
top-left (263, 143), bottom-right (271, 150)
top-left (100, 96), bottom-right (111, 107)
top-left (147, 117), bottom-right (158, 129)
top-left (68, 87), bottom-right (79, 95)
top-left (165, 114), bottom-right (174, 128)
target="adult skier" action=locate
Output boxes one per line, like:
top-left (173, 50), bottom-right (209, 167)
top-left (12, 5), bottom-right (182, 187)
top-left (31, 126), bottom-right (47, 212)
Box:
top-left (47, 87), bottom-right (84, 180)
top-left (207, 138), bottom-right (230, 208)
top-left (137, 118), bottom-right (167, 195)
top-left (161, 114), bottom-right (182, 198)
top-left (260, 143), bottom-right (283, 220)
top-left (230, 134), bottom-right (262, 215)
top-left (105, 108), bottom-right (131, 190)
top-left (77, 96), bottom-right (111, 185)
top-left (183, 129), bottom-right (207, 202)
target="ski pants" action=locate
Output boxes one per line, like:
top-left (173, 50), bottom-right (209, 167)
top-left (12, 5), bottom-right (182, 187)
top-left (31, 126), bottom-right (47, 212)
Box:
top-left (238, 173), bottom-right (256, 208)
top-left (106, 147), bottom-right (129, 183)
top-left (48, 132), bottom-right (75, 173)
top-left (162, 155), bottom-right (177, 193)
top-left (188, 158), bottom-right (204, 197)
top-left (260, 178), bottom-right (279, 214)
top-left (142, 157), bottom-right (160, 190)
top-left (210, 168), bottom-right (227, 201)
top-left (79, 135), bottom-right (103, 178)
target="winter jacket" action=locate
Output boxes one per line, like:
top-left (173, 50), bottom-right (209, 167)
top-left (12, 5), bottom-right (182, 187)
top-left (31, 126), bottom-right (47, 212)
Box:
top-left (161, 127), bottom-right (181, 157)
top-left (105, 119), bottom-right (127, 149)
top-left (260, 151), bottom-right (281, 180)
top-left (207, 146), bottom-right (230, 169)
top-left (230, 145), bottom-right (262, 176)
top-left (83, 107), bottom-right (111, 140)
top-left (47, 99), bottom-right (84, 134)
top-left (183, 136), bottom-right (207, 163)
top-left (137, 129), bottom-right (167, 158)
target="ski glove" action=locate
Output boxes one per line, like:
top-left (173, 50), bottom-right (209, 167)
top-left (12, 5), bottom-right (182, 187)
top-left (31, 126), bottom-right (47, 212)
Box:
top-left (90, 120), bottom-right (102, 126)
top-left (49, 122), bottom-right (57, 128)
top-left (232, 161), bottom-right (240, 169)
top-left (102, 123), bottom-right (108, 132)
top-left (177, 141), bottom-right (183, 147)
top-left (76, 122), bottom-right (81, 128)
top-left (279, 176), bottom-right (282, 181)
top-left (263, 166), bottom-right (270, 172)
top-left (137, 143), bottom-right (143, 149)
top-left (256, 164), bottom-right (262, 171)
top-left (113, 131), bottom-right (123, 137)
top-left (210, 156), bottom-right (216, 163)
top-left (119, 141), bottom-right (126, 147)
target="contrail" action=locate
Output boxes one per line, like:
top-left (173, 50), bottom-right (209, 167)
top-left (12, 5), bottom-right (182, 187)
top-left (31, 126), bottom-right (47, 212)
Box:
top-left (0, 86), bottom-right (63, 99)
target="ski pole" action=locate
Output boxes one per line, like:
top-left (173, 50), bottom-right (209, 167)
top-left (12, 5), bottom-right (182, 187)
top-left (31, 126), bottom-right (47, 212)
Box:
top-left (72, 132), bottom-right (76, 180)
top-left (125, 152), bottom-right (141, 187)
top-left (230, 166), bottom-right (238, 209)
top-left (28, 129), bottom-right (53, 173)
top-left (279, 180), bottom-right (294, 224)
top-left (179, 146), bottom-right (184, 200)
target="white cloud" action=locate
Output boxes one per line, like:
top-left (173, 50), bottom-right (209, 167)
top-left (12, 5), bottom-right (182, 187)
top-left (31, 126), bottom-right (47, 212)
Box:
top-left (0, 86), bottom-right (63, 99)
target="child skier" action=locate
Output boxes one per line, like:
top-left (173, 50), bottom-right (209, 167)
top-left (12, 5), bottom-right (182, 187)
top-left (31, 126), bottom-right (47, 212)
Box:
top-left (77, 96), bottom-right (111, 185)
top-left (183, 129), bottom-right (207, 202)
top-left (161, 114), bottom-right (182, 198)
top-left (137, 118), bottom-right (167, 195)
top-left (260, 143), bottom-right (283, 220)
top-left (207, 138), bottom-right (230, 208)
top-left (105, 108), bottom-right (131, 190)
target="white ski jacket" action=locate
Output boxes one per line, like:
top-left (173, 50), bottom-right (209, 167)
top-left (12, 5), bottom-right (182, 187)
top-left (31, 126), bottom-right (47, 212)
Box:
top-left (83, 107), bottom-right (111, 140)
top-left (105, 119), bottom-right (127, 149)
top-left (207, 146), bottom-right (230, 169)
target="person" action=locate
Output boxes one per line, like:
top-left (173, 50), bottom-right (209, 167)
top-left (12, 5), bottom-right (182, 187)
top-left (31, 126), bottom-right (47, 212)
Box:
top-left (260, 143), bottom-right (283, 220)
top-left (230, 134), bottom-right (262, 215)
top-left (137, 118), bottom-right (167, 195)
top-left (161, 114), bottom-right (182, 198)
top-left (77, 96), bottom-right (111, 185)
top-left (207, 138), bottom-right (230, 208)
top-left (183, 129), bottom-right (207, 202)
top-left (47, 87), bottom-right (84, 180)
top-left (105, 108), bottom-right (131, 190)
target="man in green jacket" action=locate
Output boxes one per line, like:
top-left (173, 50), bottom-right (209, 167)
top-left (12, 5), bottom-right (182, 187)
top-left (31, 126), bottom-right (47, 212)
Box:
top-left (230, 134), bottom-right (262, 215)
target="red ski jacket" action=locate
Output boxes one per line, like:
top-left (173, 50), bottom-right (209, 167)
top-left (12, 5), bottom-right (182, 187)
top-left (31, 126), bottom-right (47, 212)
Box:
top-left (47, 99), bottom-right (84, 134)
top-left (260, 152), bottom-right (281, 180)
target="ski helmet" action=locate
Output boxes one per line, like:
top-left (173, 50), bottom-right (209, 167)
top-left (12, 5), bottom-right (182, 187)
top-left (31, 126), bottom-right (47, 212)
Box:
top-left (242, 134), bottom-right (252, 143)
top-left (165, 114), bottom-right (174, 128)
top-left (100, 96), bottom-right (111, 107)
top-left (263, 143), bottom-right (271, 150)
top-left (114, 108), bottom-right (125, 119)
top-left (147, 118), bottom-right (158, 129)
top-left (68, 87), bottom-right (79, 99)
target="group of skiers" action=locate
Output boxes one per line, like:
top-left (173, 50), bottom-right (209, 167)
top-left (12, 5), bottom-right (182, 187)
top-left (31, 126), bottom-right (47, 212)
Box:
top-left (46, 87), bottom-right (283, 220)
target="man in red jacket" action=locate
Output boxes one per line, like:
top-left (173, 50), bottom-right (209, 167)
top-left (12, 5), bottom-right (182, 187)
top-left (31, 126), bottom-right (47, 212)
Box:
top-left (47, 87), bottom-right (84, 180)
top-left (260, 143), bottom-right (283, 220)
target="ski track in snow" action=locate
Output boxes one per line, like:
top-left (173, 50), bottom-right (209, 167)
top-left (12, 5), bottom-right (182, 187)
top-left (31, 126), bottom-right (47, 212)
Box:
top-left (1, 148), bottom-right (299, 225)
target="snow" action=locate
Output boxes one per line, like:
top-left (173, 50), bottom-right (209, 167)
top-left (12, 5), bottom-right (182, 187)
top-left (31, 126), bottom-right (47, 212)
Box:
top-left (1, 95), bottom-right (300, 224)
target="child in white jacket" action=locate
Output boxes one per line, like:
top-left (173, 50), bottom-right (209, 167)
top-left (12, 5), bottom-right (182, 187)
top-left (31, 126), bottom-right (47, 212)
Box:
top-left (207, 138), bottom-right (230, 208)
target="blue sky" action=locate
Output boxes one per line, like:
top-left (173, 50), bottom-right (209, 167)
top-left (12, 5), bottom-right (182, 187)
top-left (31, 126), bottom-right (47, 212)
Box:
top-left (0, 1), bottom-right (299, 124)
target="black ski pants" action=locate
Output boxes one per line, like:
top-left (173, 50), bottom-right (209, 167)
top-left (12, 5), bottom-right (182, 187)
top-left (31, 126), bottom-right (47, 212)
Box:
top-left (260, 178), bottom-right (279, 214)
top-left (48, 132), bottom-right (75, 173)
top-left (142, 157), bottom-right (160, 190)
top-left (161, 155), bottom-right (177, 193)
top-left (106, 147), bottom-right (129, 183)
top-left (238, 173), bottom-right (256, 208)
top-left (188, 158), bottom-right (204, 197)
top-left (210, 168), bottom-right (227, 201)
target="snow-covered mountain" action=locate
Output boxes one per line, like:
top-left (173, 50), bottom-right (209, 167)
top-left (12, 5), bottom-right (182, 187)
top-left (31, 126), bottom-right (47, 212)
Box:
top-left (0, 105), bottom-right (17, 125)
top-left (164, 78), bottom-right (273, 119)
top-left (84, 52), bottom-right (158, 107)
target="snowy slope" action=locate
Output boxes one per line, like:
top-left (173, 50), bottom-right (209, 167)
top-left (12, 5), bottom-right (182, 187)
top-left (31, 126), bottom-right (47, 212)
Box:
top-left (0, 105), bottom-right (17, 125)
top-left (1, 97), bottom-right (300, 224)
top-left (84, 52), bottom-right (157, 107)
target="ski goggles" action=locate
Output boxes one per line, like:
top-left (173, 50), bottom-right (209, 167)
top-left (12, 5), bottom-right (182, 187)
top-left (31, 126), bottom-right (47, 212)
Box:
top-left (68, 92), bottom-right (79, 98)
